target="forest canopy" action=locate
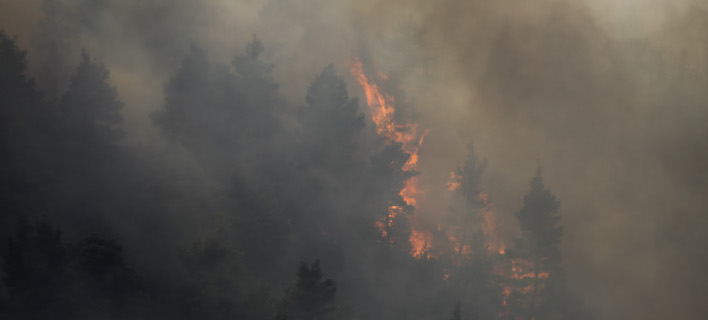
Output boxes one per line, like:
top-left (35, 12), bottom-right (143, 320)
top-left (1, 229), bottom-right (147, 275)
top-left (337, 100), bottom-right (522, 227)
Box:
top-left (1, 0), bottom-right (708, 319)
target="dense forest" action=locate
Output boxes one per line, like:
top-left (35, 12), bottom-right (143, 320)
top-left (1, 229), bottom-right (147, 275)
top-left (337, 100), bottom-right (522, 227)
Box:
top-left (1, 1), bottom-right (708, 319)
top-left (0, 28), bottom-right (589, 319)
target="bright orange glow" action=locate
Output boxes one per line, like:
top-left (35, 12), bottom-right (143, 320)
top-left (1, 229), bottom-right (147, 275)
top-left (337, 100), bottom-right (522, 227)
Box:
top-left (495, 256), bottom-right (552, 318)
top-left (447, 172), bottom-right (462, 191)
top-left (400, 176), bottom-right (422, 207)
top-left (349, 58), bottom-right (426, 162)
top-left (409, 229), bottom-right (432, 258)
top-left (471, 193), bottom-right (506, 256)
top-left (446, 229), bottom-right (472, 256)
top-left (350, 56), bottom-right (428, 256)
top-left (350, 55), bottom-right (552, 319)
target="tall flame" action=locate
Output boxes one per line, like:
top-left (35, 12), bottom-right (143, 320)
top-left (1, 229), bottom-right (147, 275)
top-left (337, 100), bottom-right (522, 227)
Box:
top-left (351, 56), bottom-right (550, 318)
top-left (349, 57), bottom-right (429, 257)
top-left (478, 193), bottom-right (506, 255)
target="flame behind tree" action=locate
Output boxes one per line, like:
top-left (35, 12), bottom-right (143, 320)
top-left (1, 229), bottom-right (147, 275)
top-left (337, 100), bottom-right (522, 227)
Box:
top-left (442, 145), bottom-right (507, 319)
top-left (445, 144), bottom-right (491, 261)
top-left (503, 166), bottom-right (569, 320)
top-left (349, 56), bottom-right (429, 256)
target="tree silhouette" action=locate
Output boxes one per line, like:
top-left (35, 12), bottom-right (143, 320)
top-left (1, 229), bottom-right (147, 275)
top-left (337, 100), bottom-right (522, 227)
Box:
top-left (299, 64), bottom-right (365, 172)
top-left (293, 64), bottom-right (368, 250)
top-left (506, 165), bottom-right (563, 319)
top-left (280, 259), bottom-right (337, 320)
top-left (0, 30), bottom-right (46, 228)
top-left (446, 144), bottom-right (488, 260)
top-left (156, 40), bottom-right (283, 176)
top-left (2, 218), bottom-right (144, 319)
top-left (232, 37), bottom-right (281, 137)
top-left (60, 50), bottom-right (123, 145)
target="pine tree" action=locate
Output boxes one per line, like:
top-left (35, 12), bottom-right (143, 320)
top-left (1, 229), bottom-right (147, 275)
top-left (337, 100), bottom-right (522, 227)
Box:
top-left (0, 30), bottom-right (35, 104)
top-left (298, 64), bottom-right (365, 172)
top-left (60, 50), bottom-right (123, 144)
top-left (2, 219), bottom-right (144, 319)
top-left (280, 259), bottom-right (337, 320)
top-left (232, 37), bottom-right (280, 135)
top-left (507, 165), bottom-right (563, 320)
top-left (0, 30), bottom-right (47, 225)
top-left (156, 40), bottom-right (282, 174)
top-left (443, 145), bottom-right (503, 319)
top-left (446, 144), bottom-right (488, 260)
top-left (294, 64), bottom-right (367, 247)
top-left (154, 44), bottom-right (213, 149)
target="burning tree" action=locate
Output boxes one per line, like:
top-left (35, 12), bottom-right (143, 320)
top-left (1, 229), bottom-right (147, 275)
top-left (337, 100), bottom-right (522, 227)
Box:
top-left (349, 56), bottom-right (427, 256)
top-left (445, 144), bottom-right (488, 261)
top-left (442, 145), bottom-right (506, 320)
top-left (504, 166), bottom-right (563, 319)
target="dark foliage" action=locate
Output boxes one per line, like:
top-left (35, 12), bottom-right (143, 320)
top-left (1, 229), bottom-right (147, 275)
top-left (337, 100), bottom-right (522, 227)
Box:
top-left (0, 25), bottom-right (593, 320)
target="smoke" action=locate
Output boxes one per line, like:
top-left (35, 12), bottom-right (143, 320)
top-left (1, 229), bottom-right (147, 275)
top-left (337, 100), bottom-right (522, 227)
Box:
top-left (1, 0), bottom-right (707, 318)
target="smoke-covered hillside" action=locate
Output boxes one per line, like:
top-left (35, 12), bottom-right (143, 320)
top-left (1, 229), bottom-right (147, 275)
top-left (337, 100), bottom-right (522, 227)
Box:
top-left (1, 1), bottom-right (707, 319)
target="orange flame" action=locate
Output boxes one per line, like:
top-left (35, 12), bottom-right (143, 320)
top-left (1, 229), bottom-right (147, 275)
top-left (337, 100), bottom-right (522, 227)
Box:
top-left (409, 229), bottom-right (432, 258)
top-left (474, 193), bottom-right (506, 256)
top-left (447, 172), bottom-right (462, 191)
top-left (495, 257), bottom-right (552, 317)
top-left (350, 56), bottom-right (428, 256)
top-left (351, 56), bottom-right (549, 319)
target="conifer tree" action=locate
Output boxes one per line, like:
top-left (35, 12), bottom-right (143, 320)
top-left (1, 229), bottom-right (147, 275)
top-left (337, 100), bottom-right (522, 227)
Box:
top-left (298, 64), bottom-right (365, 172)
top-left (506, 166), bottom-right (564, 320)
top-left (60, 50), bottom-right (123, 145)
top-left (280, 259), bottom-right (337, 320)
top-left (447, 144), bottom-right (488, 260)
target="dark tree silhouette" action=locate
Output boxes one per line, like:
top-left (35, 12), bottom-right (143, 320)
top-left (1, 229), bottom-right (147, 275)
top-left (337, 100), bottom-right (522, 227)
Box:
top-left (441, 145), bottom-right (503, 320)
top-left (60, 50), bottom-right (124, 145)
top-left (505, 165), bottom-right (574, 320)
top-left (446, 144), bottom-right (488, 260)
top-left (280, 259), bottom-right (337, 320)
top-left (156, 39), bottom-right (283, 177)
top-left (299, 64), bottom-right (365, 172)
top-left (232, 37), bottom-right (281, 139)
top-left (2, 219), bottom-right (144, 319)
top-left (0, 30), bottom-right (46, 229)
top-left (292, 64), bottom-right (370, 251)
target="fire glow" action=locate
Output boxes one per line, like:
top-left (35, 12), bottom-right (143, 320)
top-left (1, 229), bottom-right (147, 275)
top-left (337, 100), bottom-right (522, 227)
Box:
top-left (351, 57), bottom-right (550, 317)
top-left (349, 57), bottom-right (429, 257)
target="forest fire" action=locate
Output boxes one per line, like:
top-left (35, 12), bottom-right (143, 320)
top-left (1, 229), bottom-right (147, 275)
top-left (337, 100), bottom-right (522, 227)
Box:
top-left (352, 56), bottom-right (552, 318)
top-left (443, 167), bottom-right (555, 317)
top-left (349, 57), bottom-right (428, 256)
top-left (479, 196), bottom-right (505, 255)
top-left (447, 171), bottom-right (462, 191)
top-left (410, 229), bottom-right (433, 258)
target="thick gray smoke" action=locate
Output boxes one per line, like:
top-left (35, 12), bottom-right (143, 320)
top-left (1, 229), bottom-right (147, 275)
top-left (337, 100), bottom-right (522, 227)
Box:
top-left (1, 0), bottom-right (707, 319)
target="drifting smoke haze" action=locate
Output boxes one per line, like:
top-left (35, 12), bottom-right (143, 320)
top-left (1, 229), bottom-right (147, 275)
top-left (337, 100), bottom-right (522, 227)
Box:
top-left (1, 0), bottom-right (707, 319)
